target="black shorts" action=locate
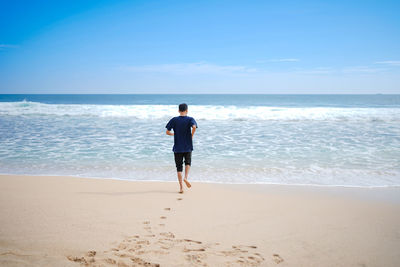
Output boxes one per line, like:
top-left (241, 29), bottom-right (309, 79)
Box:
top-left (174, 152), bottom-right (192, 172)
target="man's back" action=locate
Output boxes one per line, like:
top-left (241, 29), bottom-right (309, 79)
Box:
top-left (166, 115), bottom-right (197, 153)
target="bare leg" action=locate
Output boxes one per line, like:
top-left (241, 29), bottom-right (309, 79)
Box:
top-left (177, 172), bottom-right (183, 193)
top-left (184, 165), bottom-right (191, 188)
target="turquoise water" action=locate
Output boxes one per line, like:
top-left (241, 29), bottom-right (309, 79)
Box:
top-left (1, 94), bottom-right (399, 186)
top-left (1, 94), bottom-right (400, 107)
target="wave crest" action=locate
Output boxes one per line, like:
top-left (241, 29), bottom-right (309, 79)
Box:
top-left (0, 101), bottom-right (399, 121)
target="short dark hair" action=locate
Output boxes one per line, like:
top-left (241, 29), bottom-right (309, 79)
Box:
top-left (179, 103), bottom-right (188, 112)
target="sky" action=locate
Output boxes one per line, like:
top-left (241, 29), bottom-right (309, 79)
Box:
top-left (0, 0), bottom-right (399, 94)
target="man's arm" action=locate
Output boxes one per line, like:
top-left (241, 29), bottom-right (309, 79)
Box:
top-left (191, 125), bottom-right (196, 138)
top-left (166, 130), bottom-right (174, 136)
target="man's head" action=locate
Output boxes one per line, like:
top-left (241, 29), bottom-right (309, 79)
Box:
top-left (179, 103), bottom-right (188, 115)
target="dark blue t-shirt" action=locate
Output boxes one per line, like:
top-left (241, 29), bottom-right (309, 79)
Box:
top-left (166, 116), bottom-right (198, 153)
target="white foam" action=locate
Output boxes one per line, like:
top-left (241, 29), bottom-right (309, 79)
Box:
top-left (0, 101), bottom-right (399, 121)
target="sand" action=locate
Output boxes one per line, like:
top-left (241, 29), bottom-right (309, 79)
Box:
top-left (0, 174), bottom-right (399, 266)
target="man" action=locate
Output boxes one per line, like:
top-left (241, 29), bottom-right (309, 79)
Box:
top-left (166, 103), bottom-right (197, 194)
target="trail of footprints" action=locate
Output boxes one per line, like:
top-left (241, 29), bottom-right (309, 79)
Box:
top-left (67, 197), bottom-right (283, 266)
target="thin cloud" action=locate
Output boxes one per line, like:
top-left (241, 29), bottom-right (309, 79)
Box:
top-left (269, 58), bottom-right (300, 62)
top-left (342, 66), bottom-right (385, 74)
top-left (119, 61), bottom-right (397, 77)
top-left (293, 67), bottom-right (334, 75)
top-left (294, 64), bottom-right (393, 75)
top-left (0, 44), bottom-right (18, 50)
top-left (375, 60), bottom-right (400, 66)
top-left (256, 58), bottom-right (300, 63)
top-left (120, 62), bottom-right (258, 75)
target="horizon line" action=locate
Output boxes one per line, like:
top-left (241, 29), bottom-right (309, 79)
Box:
top-left (0, 93), bottom-right (397, 95)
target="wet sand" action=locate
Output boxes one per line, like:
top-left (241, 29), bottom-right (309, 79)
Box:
top-left (0, 174), bottom-right (399, 266)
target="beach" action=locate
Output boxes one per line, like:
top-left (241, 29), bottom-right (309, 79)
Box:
top-left (1, 174), bottom-right (399, 266)
top-left (2, 0), bottom-right (400, 264)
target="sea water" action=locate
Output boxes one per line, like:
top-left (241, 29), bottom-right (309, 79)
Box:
top-left (0, 94), bottom-right (399, 187)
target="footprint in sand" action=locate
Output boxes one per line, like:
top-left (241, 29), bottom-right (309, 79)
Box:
top-left (86, 251), bottom-right (96, 257)
top-left (164, 207), bottom-right (171, 211)
top-left (136, 240), bottom-right (150, 245)
top-left (232, 244), bottom-right (258, 252)
top-left (69, 237), bottom-right (265, 266)
top-left (67, 256), bottom-right (87, 263)
top-left (67, 213), bottom-right (266, 267)
top-left (183, 247), bottom-right (206, 252)
top-left (273, 253), bottom-right (284, 264)
top-left (131, 256), bottom-right (160, 267)
top-left (159, 232), bottom-right (175, 238)
top-left (143, 221), bottom-right (152, 232)
top-left (177, 198), bottom-right (183, 201)
top-left (184, 239), bottom-right (202, 244)
top-left (117, 243), bottom-right (128, 250)
top-left (185, 254), bottom-right (205, 265)
top-left (104, 258), bottom-right (117, 264)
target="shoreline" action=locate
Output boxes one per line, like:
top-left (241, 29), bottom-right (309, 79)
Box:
top-left (1, 173), bottom-right (399, 189)
top-left (1, 174), bottom-right (399, 266)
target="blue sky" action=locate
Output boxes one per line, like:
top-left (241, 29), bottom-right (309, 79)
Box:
top-left (0, 0), bottom-right (399, 93)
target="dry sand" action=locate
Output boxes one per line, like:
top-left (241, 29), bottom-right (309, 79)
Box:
top-left (0, 174), bottom-right (399, 266)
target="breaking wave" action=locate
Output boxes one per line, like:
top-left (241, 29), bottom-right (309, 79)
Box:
top-left (1, 101), bottom-right (399, 121)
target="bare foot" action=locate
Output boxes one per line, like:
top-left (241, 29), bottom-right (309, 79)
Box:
top-left (179, 189), bottom-right (184, 194)
top-left (184, 179), bottom-right (191, 188)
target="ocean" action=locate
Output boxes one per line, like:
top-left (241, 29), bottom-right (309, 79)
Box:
top-left (1, 94), bottom-right (399, 187)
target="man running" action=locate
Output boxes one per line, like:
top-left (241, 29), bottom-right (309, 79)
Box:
top-left (166, 103), bottom-right (197, 193)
